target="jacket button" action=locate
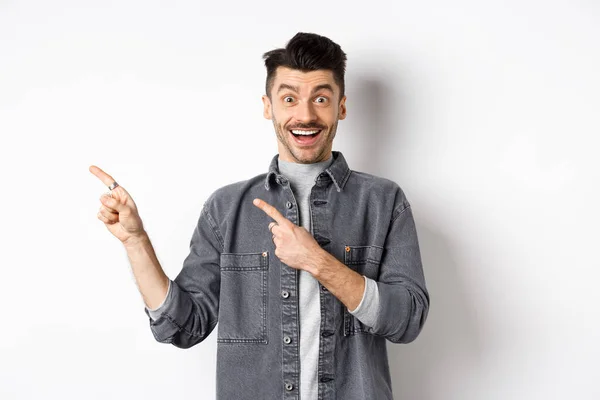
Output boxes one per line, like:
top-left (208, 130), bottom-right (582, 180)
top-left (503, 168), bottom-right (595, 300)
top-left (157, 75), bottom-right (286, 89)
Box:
top-left (283, 336), bottom-right (292, 344)
top-left (281, 290), bottom-right (289, 298)
top-left (262, 251), bottom-right (267, 257)
top-left (285, 383), bottom-right (294, 391)
top-left (286, 201), bottom-right (293, 209)
top-left (345, 246), bottom-right (351, 252)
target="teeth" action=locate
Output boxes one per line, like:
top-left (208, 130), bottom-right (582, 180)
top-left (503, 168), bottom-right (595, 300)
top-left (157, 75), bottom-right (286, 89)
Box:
top-left (291, 130), bottom-right (320, 135)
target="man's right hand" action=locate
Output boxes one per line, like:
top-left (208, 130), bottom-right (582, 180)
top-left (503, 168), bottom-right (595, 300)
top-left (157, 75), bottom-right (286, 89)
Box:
top-left (89, 165), bottom-right (146, 246)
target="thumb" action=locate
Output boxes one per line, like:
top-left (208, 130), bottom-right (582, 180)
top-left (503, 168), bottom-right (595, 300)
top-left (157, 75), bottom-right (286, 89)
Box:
top-left (100, 192), bottom-right (128, 213)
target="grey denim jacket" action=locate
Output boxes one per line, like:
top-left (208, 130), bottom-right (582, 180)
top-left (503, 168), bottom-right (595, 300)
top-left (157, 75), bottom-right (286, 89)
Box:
top-left (144, 151), bottom-right (430, 400)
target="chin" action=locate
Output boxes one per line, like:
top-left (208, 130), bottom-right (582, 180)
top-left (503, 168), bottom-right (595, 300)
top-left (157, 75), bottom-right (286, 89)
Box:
top-left (292, 149), bottom-right (327, 164)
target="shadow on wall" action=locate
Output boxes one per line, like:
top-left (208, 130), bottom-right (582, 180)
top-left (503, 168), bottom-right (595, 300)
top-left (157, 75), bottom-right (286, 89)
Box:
top-left (350, 74), bottom-right (483, 399)
top-left (343, 74), bottom-right (394, 176)
top-left (343, 63), bottom-right (412, 177)
top-left (388, 224), bottom-right (483, 399)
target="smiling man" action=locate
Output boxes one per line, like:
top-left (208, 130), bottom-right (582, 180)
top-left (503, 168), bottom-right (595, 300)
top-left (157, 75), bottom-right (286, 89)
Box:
top-left (264, 66), bottom-right (344, 164)
top-left (91, 32), bottom-right (429, 400)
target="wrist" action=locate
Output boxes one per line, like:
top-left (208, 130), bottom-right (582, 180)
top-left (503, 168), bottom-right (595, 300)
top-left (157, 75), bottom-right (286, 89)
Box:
top-left (307, 248), bottom-right (331, 279)
top-left (123, 231), bottom-right (149, 249)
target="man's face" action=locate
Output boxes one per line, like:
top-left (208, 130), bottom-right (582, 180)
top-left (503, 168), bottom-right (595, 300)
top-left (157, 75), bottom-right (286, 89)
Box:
top-left (262, 67), bottom-right (347, 164)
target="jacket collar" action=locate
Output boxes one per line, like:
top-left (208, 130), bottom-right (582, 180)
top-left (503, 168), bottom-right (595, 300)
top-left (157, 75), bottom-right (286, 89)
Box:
top-left (264, 150), bottom-right (351, 192)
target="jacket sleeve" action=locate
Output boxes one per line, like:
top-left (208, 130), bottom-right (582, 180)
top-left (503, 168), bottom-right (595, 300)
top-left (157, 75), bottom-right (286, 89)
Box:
top-left (369, 199), bottom-right (430, 343)
top-left (144, 200), bottom-right (222, 349)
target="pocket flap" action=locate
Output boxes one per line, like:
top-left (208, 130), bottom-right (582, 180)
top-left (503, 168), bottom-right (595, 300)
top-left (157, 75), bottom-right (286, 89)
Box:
top-left (344, 245), bottom-right (383, 265)
top-left (220, 252), bottom-right (269, 271)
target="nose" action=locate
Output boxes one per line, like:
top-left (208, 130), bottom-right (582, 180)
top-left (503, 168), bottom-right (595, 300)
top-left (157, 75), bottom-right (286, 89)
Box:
top-left (294, 100), bottom-right (317, 123)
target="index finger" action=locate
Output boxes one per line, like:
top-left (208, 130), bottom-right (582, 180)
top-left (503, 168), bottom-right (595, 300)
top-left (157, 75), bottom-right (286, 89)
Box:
top-left (252, 198), bottom-right (290, 226)
top-left (89, 165), bottom-right (116, 187)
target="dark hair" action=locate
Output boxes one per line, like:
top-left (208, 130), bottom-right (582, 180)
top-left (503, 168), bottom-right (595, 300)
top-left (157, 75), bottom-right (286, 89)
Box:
top-left (262, 32), bottom-right (347, 101)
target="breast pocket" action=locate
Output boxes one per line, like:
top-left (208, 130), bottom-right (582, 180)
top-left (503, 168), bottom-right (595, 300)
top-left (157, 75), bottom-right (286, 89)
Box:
top-left (217, 251), bottom-right (269, 344)
top-left (343, 244), bottom-right (383, 336)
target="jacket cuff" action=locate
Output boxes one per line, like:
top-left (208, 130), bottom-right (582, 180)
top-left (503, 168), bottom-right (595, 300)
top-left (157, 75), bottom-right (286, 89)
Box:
top-left (143, 279), bottom-right (194, 343)
top-left (373, 281), bottom-right (427, 343)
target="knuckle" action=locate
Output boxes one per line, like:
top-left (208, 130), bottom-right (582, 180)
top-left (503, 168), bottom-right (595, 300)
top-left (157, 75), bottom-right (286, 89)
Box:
top-left (100, 205), bottom-right (113, 214)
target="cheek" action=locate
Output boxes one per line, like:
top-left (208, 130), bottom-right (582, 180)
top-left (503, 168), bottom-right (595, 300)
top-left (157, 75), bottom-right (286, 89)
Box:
top-left (273, 110), bottom-right (293, 128)
top-left (319, 110), bottom-right (337, 126)
top-left (270, 106), bottom-right (283, 121)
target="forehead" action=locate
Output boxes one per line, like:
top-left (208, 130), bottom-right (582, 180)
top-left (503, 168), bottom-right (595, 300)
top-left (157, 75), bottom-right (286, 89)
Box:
top-left (272, 66), bottom-right (337, 94)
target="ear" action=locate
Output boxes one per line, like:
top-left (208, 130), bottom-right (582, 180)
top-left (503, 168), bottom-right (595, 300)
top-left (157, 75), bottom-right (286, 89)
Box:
top-left (262, 95), bottom-right (272, 119)
top-left (338, 95), bottom-right (347, 120)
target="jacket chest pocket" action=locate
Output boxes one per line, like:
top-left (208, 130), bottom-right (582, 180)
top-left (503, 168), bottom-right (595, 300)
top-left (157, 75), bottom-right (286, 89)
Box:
top-left (343, 245), bottom-right (383, 336)
top-left (217, 251), bottom-right (269, 344)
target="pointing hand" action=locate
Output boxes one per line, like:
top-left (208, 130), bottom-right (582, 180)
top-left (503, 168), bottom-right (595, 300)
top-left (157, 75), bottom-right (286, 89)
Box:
top-left (89, 165), bottom-right (146, 246)
top-left (252, 198), bottom-right (322, 273)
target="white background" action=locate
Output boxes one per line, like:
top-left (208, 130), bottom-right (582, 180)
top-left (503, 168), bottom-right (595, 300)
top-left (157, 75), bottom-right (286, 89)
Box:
top-left (1, 1), bottom-right (599, 399)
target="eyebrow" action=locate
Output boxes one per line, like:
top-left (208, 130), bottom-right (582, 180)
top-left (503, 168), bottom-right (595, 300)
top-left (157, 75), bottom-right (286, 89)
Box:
top-left (276, 83), bottom-right (335, 95)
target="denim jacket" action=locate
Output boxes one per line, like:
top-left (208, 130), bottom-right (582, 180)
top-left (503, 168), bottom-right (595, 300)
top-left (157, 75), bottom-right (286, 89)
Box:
top-left (144, 151), bottom-right (430, 400)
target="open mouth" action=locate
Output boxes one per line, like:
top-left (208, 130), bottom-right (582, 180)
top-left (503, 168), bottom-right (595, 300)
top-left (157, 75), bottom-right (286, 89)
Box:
top-left (289, 129), bottom-right (322, 145)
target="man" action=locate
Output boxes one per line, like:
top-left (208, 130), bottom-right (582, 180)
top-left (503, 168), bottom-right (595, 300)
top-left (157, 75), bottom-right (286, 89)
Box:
top-left (90, 32), bottom-right (429, 400)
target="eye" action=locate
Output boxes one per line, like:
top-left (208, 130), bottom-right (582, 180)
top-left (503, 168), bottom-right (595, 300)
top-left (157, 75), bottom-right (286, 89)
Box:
top-left (315, 96), bottom-right (328, 103)
top-left (283, 96), bottom-right (294, 103)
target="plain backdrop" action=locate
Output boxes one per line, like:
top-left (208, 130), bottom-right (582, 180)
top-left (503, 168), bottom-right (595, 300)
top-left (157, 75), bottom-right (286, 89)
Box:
top-left (1, 1), bottom-right (599, 399)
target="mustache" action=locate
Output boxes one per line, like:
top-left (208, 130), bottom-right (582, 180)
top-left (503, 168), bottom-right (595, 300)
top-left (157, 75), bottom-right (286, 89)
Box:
top-left (286, 123), bottom-right (326, 130)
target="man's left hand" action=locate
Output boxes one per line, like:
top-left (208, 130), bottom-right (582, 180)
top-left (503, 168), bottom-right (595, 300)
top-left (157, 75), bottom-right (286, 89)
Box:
top-left (253, 198), bottom-right (322, 273)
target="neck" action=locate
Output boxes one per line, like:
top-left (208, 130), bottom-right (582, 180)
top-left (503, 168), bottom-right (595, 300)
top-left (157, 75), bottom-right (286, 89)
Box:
top-left (277, 153), bottom-right (334, 186)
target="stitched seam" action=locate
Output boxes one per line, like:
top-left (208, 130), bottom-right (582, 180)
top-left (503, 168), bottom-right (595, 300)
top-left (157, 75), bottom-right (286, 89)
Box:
top-left (217, 338), bottom-right (268, 343)
top-left (340, 167), bottom-right (352, 189)
top-left (220, 252), bottom-right (268, 270)
top-left (162, 311), bottom-right (210, 338)
top-left (262, 256), bottom-right (268, 344)
top-left (391, 203), bottom-right (411, 224)
top-left (221, 252), bottom-right (264, 256)
top-left (345, 244), bottom-right (383, 250)
top-left (203, 206), bottom-right (224, 251)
